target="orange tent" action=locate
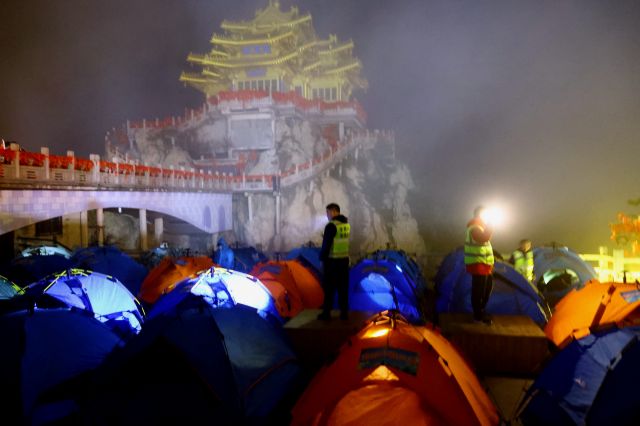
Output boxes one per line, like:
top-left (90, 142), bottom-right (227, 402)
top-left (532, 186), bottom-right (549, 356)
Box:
top-left (250, 260), bottom-right (323, 318)
top-left (291, 311), bottom-right (499, 426)
top-left (545, 280), bottom-right (640, 348)
top-left (138, 256), bottom-right (214, 304)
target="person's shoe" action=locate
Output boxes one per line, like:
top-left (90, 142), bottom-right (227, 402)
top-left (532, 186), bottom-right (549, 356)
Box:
top-left (317, 312), bottom-right (331, 321)
top-left (340, 312), bottom-right (349, 321)
top-left (480, 313), bottom-right (493, 325)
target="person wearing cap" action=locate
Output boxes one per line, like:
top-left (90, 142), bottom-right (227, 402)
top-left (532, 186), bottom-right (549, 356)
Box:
top-left (317, 203), bottom-right (350, 321)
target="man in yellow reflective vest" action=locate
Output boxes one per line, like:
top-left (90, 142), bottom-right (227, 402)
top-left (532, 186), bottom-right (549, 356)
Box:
top-left (464, 206), bottom-right (495, 325)
top-left (318, 203), bottom-right (351, 321)
top-left (510, 239), bottom-right (534, 283)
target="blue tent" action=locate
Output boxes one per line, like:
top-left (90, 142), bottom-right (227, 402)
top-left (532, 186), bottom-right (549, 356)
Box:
top-left (172, 266), bottom-right (281, 323)
top-left (80, 301), bottom-right (300, 424)
top-left (147, 272), bottom-right (235, 320)
top-left (0, 274), bottom-right (19, 299)
top-left (533, 246), bottom-right (597, 306)
top-left (231, 246), bottom-right (268, 273)
top-left (0, 308), bottom-right (122, 424)
top-left (21, 244), bottom-right (72, 258)
top-left (70, 246), bottom-right (148, 295)
top-left (349, 251), bottom-right (427, 323)
top-left (518, 326), bottom-right (640, 425)
top-left (0, 254), bottom-right (73, 287)
top-left (372, 250), bottom-right (427, 290)
top-left (23, 269), bottom-right (144, 338)
top-left (285, 246), bottom-right (323, 279)
top-left (435, 249), bottom-right (549, 326)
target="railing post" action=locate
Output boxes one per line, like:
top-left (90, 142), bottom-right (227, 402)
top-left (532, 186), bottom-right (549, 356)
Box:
top-left (113, 157), bottom-right (120, 185)
top-left (41, 147), bottom-right (50, 180)
top-left (169, 165), bottom-right (175, 188)
top-left (613, 249), bottom-right (625, 282)
top-left (91, 154), bottom-right (100, 185)
top-left (598, 246), bottom-right (609, 282)
top-left (10, 143), bottom-right (20, 178)
top-left (67, 150), bottom-right (75, 182)
top-left (180, 166), bottom-right (186, 188)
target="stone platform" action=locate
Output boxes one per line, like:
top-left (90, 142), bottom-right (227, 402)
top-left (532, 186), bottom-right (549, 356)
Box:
top-left (283, 309), bottom-right (371, 372)
top-left (438, 313), bottom-right (549, 376)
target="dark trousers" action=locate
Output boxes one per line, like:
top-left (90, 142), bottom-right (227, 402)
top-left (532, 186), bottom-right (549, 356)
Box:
top-left (321, 258), bottom-right (350, 314)
top-left (471, 274), bottom-right (493, 319)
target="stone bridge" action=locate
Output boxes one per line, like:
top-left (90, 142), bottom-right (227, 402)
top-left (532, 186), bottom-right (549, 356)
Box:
top-left (0, 189), bottom-right (232, 248)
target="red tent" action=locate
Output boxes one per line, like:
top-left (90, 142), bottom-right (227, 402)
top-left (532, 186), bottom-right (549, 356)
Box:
top-left (138, 256), bottom-right (214, 304)
top-left (250, 260), bottom-right (323, 318)
top-left (291, 311), bottom-right (499, 426)
top-left (545, 280), bottom-right (640, 348)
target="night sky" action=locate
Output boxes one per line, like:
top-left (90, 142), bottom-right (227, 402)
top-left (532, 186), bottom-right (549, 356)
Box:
top-left (1, 0), bottom-right (639, 254)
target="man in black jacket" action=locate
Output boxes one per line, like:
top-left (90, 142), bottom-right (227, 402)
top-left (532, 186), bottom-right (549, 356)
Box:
top-left (318, 203), bottom-right (351, 320)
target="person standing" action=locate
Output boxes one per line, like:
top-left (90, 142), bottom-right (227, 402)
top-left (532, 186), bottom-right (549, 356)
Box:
top-left (464, 206), bottom-right (495, 325)
top-left (318, 203), bottom-right (350, 320)
top-left (510, 239), bottom-right (534, 283)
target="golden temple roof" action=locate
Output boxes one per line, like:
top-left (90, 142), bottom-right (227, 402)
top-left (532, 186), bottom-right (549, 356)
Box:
top-left (180, 1), bottom-right (367, 100)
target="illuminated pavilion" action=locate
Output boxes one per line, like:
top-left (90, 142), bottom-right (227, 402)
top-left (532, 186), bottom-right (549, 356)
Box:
top-left (179, 1), bottom-right (368, 102)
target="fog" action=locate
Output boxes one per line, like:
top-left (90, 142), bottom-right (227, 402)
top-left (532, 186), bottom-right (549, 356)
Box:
top-left (1, 0), bottom-right (639, 254)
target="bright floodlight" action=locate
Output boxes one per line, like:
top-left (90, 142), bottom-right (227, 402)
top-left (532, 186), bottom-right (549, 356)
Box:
top-left (480, 206), bottom-right (506, 228)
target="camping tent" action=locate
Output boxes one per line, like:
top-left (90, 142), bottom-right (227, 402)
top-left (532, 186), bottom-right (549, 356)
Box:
top-left (146, 272), bottom-right (235, 320)
top-left (0, 308), bottom-right (123, 424)
top-left (291, 311), bottom-right (499, 426)
top-left (349, 252), bottom-right (427, 323)
top-left (533, 246), bottom-right (597, 306)
top-left (544, 280), bottom-right (640, 348)
top-left (285, 245), bottom-right (323, 279)
top-left (21, 245), bottom-right (72, 258)
top-left (250, 260), bottom-right (324, 318)
top-left (518, 326), bottom-right (640, 425)
top-left (138, 256), bottom-right (214, 304)
top-left (251, 260), bottom-right (324, 318)
top-left (21, 269), bottom-right (144, 338)
top-left (0, 254), bottom-right (73, 287)
top-left (156, 266), bottom-right (280, 323)
top-left (70, 246), bottom-right (148, 295)
top-left (80, 301), bottom-right (300, 424)
top-left (0, 274), bottom-right (20, 299)
top-left (435, 249), bottom-right (549, 325)
top-left (231, 246), bottom-right (268, 273)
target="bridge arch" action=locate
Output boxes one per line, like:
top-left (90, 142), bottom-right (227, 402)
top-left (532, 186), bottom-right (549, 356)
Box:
top-left (0, 189), bottom-right (232, 236)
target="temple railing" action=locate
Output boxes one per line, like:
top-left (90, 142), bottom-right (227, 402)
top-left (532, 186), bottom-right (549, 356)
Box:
top-left (0, 129), bottom-right (383, 193)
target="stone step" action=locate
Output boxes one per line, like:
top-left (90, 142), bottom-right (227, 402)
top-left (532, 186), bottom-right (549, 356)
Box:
top-left (438, 313), bottom-right (549, 376)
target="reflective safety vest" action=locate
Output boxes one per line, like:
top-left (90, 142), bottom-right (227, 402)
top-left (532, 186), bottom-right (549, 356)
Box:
top-left (464, 224), bottom-right (494, 266)
top-left (329, 220), bottom-right (350, 259)
top-left (513, 249), bottom-right (534, 282)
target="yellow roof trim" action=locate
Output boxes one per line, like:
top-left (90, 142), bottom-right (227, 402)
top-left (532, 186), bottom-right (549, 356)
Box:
top-left (221, 13), bottom-right (311, 31)
top-left (324, 61), bottom-right (361, 75)
top-left (211, 49), bottom-right (229, 57)
top-left (211, 30), bottom-right (294, 46)
top-left (318, 41), bottom-right (354, 56)
top-left (303, 60), bottom-right (322, 72)
top-left (202, 69), bottom-right (222, 78)
top-left (193, 50), bottom-right (301, 68)
top-left (179, 72), bottom-right (210, 84)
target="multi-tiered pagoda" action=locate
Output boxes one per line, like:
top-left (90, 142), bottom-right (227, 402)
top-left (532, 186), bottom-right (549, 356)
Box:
top-left (180, 1), bottom-right (367, 101)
